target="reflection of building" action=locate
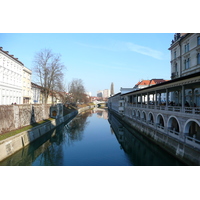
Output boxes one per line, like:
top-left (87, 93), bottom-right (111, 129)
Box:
top-left (0, 47), bottom-right (23, 104)
top-left (93, 108), bottom-right (108, 119)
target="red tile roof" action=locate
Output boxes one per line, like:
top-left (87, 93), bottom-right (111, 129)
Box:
top-left (136, 79), bottom-right (168, 86)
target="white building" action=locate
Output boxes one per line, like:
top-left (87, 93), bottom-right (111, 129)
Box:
top-left (169, 33), bottom-right (200, 79)
top-left (103, 89), bottom-right (110, 99)
top-left (31, 82), bottom-right (42, 104)
top-left (169, 33), bottom-right (200, 106)
top-left (0, 47), bottom-right (23, 105)
top-left (0, 47), bottom-right (32, 105)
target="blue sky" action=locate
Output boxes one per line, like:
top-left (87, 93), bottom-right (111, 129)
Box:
top-left (0, 33), bottom-right (174, 96)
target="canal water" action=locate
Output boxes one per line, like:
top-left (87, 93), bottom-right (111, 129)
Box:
top-left (0, 108), bottom-right (185, 166)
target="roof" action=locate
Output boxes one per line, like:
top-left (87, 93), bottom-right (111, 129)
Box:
top-left (122, 72), bottom-right (200, 96)
top-left (136, 79), bottom-right (168, 86)
top-left (0, 47), bottom-right (24, 66)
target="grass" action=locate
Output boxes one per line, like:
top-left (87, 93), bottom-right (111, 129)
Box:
top-left (0, 118), bottom-right (54, 142)
top-left (0, 104), bottom-right (94, 142)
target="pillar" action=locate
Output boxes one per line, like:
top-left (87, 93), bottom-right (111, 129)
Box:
top-left (166, 89), bottom-right (169, 107)
top-left (192, 88), bottom-right (195, 107)
top-left (182, 85), bottom-right (185, 110)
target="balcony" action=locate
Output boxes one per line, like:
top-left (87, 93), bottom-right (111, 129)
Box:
top-left (171, 72), bottom-right (178, 79)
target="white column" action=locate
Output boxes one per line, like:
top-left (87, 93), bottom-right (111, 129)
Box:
top-left (166, 89), bottom-right (169, 107)
top-left (182, 85), bottom-right (185, 110)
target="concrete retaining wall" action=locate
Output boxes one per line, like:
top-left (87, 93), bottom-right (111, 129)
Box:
top-left (0, 105), bottom-right (94, 162)
top-left (0, 110), bottom-right (78, 162)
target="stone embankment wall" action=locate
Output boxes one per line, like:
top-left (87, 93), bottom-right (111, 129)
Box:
top-left (0, 104), bottom-right (51, 135)
top-left (110, 109), bottom-right (200, 165)
top-left (0, 104), bottom-right (95, 162)
top-left (0, 110), bottom-right (77, 162)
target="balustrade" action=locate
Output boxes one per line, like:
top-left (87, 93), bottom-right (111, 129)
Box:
top-left (185, 135), bottom-right (200, 149)
top-left (126, 103), bottom-right (199, 115)
top-left (123, 105), bottom-right (200, 150)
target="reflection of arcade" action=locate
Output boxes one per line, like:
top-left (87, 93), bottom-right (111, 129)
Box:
top-left (108, 112), bottom-right (185, 166)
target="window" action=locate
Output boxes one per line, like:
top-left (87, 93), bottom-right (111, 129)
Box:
top-left (197, 53), bottom-right (200, 65)
top-left (185, 43), bottom-right (189, 53)
top-left (174, 63), bottom-right (177, 72)
top-left (174, 51), bottom-right (176, 59)
top-left (184, 58), bottom-right (190, 69)
top-left (198, 36), bottom-right (200, 45)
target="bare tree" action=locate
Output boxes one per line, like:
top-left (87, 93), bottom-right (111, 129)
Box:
top-left (33, 49), bottom-right (66, 104)
top-left (68, 78), bottom-right (86, 104)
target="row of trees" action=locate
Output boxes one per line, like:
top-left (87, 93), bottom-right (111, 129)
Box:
top-left (33, 49), bottom-right (88, 105)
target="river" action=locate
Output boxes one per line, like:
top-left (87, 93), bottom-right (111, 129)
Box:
top-left (0, 108), bottom-right (185, 166)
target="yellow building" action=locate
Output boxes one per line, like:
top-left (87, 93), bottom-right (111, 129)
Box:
top-left (22, 66), bottom-right (32, 104)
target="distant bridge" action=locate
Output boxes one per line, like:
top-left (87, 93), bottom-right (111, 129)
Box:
top-left (93, 100), bottom-right (108, 107)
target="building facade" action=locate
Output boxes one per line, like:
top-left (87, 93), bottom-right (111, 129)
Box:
top-left (0, 47), bottom-right (32, 105)
top-left (0, 47), bottom-right (23, 105)
top-left (22, 66), bottom-right (32, 104)
top-left (31, 82), bottom-right (42, 104)
top-left (108, 33), bottom-right (200, 165)
top-left (169, 33), bottom-right (200, 79)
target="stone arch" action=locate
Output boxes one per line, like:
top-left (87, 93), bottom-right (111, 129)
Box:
top-left (132, 109), bottom-right (136, 117)
top-left (167, 116), bottom-right (180, 132)
top-left (156, 113), bottom-right (165, 127)
top-left (136, 110), bottom-right (140, 119)
top-left (184, 119), bottom-right (200, 140)
top-left (148, 112), bottom-right (154, 125)
top-left (141, 110), bottom-right (146, 121)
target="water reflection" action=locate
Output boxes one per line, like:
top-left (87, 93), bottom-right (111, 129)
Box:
top-left (0, 109), bottom-right (185, 166)
top-left (92, 108), bottom-right (108, 119)
top-left (65, 112), bottom-right (90, 144)
top-left (108, 112), bottom-right (185, 166)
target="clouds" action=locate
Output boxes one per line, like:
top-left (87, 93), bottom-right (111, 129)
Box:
top-left (125, 42), bottom-right (163, 60)
top-left (77, 40), bottom-right (164, 60)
